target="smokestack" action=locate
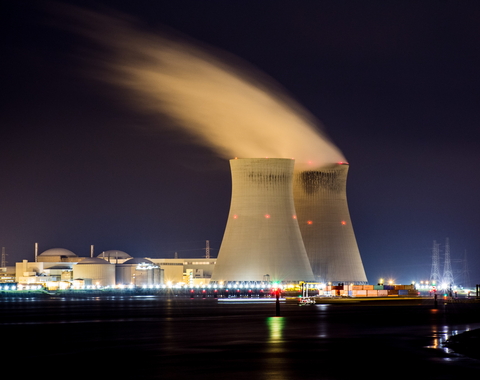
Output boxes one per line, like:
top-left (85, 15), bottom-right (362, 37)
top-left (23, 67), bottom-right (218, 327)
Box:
top-left (34, 242), bottom-right (38, 262)
top-left (293, 163), bottom-right (367, 284)
top-left (211, 158), bottom-right (314, 283)
top-left (90, 245), bottom-right (94, 258)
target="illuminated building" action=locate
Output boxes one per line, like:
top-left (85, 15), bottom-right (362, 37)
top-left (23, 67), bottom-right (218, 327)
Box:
top-left (115, 258), bottom-right (162, 287)
top-left (293, 163), bottom-right (367, 284)
top-left (211, 158), bottom-right (315, 283)
top-left (72, 257), bottom-right (116, 287)
top-left (97, 250), bottom-right (132, 264)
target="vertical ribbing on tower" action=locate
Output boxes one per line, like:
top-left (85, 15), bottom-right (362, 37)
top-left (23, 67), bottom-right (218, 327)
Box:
top-left (430, 240), bottom-right (441, 286)
top-left (211, 158), bottom-right (314, 283)
top-left (442, 237), bottom-right (454, 288)
top-left (293, 163), bottom-right (367, 284)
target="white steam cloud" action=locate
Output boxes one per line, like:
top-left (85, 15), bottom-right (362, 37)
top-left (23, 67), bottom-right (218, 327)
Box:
top-left (61, 6), bottom-right (346, 168)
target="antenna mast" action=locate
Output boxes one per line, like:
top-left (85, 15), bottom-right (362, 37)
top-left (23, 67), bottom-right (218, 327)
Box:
top-left (205, 240), bottom-right (210, 259)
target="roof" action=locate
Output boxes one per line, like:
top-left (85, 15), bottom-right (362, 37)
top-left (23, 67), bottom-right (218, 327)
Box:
top-left (122, 258), bottom-right (154, 265)
top-left (39, 248), bottom-right (77, 257)
top-left (77, 257), bottom-right (111, 265)
top-left (97, 250), bottom-right (132, 259)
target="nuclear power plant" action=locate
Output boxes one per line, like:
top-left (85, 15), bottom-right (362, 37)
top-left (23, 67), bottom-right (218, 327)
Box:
top-left (211, 158), bottom-right (367, 285)
top-left (211, 158), bottom-right (315, 283)
top-left (294, 163), bottom-right (367, 284)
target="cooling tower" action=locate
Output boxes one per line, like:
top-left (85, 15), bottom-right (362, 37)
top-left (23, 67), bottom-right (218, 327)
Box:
top-left (211, 158), bottom-right (315, 283)
top-left (293, 163), bottom-right (367, 284)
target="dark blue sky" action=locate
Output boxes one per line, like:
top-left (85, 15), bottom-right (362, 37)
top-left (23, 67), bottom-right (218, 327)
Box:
top-left (2, 0), bottom-right (480, 286)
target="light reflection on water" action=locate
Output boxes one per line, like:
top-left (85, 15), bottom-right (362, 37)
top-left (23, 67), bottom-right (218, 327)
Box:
top-left (315, 304), bottom-right (330, 338)
top-left (2, 297), bottom-right (480, 378)
top-left (265, 316), bottom-right (289, 380)
top-left (425, 307), bottom-right (480, 359)
top-left (267, 316), bottom-right (285, 342)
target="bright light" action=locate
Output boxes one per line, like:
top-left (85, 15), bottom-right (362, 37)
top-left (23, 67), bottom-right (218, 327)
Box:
top-left (307, 220), bottom-right (313, 225)
top-left (341, 220), bottom-right (346, 225)
top-left (265, 214), bottom-right (271, 219)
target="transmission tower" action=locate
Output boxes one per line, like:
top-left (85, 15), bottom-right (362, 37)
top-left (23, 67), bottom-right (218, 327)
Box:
top-left (442, 237), bottom-right (454, 288)
top-left (430, 240), bottom-right (441, 286)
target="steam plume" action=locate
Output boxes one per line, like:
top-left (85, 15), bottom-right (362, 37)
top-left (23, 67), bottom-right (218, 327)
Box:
top-left (61, 6), bottom-right (346, 168)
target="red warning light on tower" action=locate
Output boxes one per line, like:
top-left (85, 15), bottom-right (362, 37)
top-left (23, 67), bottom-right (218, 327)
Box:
top-left (265, 214), bottom-right (271, 219)
top-left (307, 220), bottom-right (313, 225)
top-left (341, 220), bottom-right (347, 225)
top-left (233, 214), bottom-right (238, 219)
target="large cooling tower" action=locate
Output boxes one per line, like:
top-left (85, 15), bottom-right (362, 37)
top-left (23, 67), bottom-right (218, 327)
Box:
top-left (293, 163), bottom-right (367, 284)
top-left (211, 158), bottom-right (315, 283)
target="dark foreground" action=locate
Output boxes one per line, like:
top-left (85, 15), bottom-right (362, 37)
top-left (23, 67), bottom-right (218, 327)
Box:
top-left (2, 296), bottom-right (480, 379)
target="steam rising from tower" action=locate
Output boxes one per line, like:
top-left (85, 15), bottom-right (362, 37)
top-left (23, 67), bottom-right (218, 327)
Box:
top-left (58, 6), bottom-right (344, 166)
top-left (59, 6), bottom-right (367, 283)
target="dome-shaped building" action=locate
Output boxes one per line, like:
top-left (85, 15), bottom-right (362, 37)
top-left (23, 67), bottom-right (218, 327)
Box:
top-left (97, 250), bottom-right (132, 264)
top-left (116, 258), bottom-right (162, 287)
top-left (73, 257), bottom-right (115, 287)
top-left (38, 248), bottom-right (78, 262)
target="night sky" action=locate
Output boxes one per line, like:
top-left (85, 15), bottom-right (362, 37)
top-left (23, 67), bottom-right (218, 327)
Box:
top-left (2, 0), bottom-right (480, 286)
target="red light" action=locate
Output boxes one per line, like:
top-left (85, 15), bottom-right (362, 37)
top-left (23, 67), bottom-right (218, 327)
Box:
top-left (293, 215), bottom-right (297, 219)
top-left (265, 214), bottom-right (271, 219)
top-left (307, 220), bottom-right (313, 225)
top-left (233, 214), bottom-right (238, 219)
top-left (341, 220), bottom-right (346, 225)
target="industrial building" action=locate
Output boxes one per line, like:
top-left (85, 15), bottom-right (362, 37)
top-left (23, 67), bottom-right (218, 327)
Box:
top-left (116, 258), bottom-right (162, 287)
top-left (147, 258), bottom-right (216, 286)
top-left (212, 158), bottom-right (367, 285)
top-left (11, 246), bottom-right (218, 289)
top-left (8, 159), bottom-right (367, 288)
top-left (293, 163), bottom-right (367, 284)
top-left (211, 158), bottom-right (315, 283)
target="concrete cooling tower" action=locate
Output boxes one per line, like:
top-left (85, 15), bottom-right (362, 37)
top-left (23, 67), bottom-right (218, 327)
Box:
top-left (211, 158), bottom-right (315, 283)
top-left (293, 163), bottom-right (367, 284)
